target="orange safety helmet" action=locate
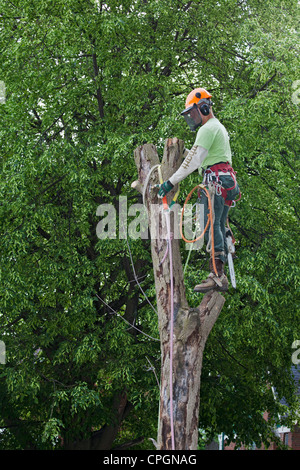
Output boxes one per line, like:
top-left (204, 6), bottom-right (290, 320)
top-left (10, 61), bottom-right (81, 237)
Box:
top-left (181, 87), bottom-right (213, 131)
top-left (184, 88), bottom-right (212, 110)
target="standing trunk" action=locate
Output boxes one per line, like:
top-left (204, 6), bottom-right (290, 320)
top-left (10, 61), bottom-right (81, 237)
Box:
top-left (132, 138), bottom-right (225, 450)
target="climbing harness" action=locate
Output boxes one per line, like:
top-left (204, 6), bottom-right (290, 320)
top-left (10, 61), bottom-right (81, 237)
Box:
top-left (202, 162), bottom-right (241, 207)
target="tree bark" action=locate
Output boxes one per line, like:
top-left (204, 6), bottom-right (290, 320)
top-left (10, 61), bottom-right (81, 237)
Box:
top-left (132, 138), bottom-right (225, 450)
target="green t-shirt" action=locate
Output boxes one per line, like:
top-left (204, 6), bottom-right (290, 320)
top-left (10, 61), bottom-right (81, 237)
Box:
top-left (194, 118), bottom-right (232, 170)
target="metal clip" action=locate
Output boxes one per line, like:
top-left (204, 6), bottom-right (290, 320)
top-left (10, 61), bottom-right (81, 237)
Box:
top-left (215, 182), bottom-right (223, 196)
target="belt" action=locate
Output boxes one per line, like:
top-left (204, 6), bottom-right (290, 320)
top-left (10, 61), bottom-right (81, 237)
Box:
top-left (205, 161), bottom-right (228, 170)
top-left (206, 171), bottom-right (231, 177)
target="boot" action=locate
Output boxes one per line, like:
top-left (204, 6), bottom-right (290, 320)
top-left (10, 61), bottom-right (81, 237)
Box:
top-left (194, 258), bottom-right (228, 293)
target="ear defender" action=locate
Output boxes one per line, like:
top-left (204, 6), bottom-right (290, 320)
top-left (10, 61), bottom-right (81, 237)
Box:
top-left (199, 103), bottom-right (210, 116)
top-left (195, 92), bottom-right (211, 116)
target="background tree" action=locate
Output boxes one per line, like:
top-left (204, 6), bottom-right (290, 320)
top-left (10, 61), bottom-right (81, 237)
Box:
top-left (0, 0), bottom-right (299, 450)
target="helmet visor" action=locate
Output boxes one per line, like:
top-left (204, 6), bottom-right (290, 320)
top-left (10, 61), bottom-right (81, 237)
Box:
top-left (181, 104), bottom-right (202, 131)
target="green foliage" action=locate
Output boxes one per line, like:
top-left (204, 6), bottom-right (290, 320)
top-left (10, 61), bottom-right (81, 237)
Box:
top-left (0, 0), bottom-right (299, 450)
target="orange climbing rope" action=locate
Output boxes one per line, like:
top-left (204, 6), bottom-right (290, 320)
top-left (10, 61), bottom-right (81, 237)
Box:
top-left (179, 184), bottom-right (218, 277)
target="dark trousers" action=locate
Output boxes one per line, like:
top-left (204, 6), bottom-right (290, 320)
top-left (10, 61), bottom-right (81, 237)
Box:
top-left (200, 174), bottom-right (240, 264)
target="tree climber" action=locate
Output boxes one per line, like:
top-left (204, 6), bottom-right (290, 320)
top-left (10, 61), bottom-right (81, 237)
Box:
top-left (158, 88), bottom-right (240, 293)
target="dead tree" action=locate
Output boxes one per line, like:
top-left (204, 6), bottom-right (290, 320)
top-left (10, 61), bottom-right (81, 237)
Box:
top-left (132, 138), bottom-right (225, 450)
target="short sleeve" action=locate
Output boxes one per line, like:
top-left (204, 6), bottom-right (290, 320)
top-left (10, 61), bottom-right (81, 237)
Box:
top-left (194, 125), bottom-right (214, 151)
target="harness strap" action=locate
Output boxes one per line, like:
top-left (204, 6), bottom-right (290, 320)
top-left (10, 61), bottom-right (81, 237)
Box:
top-left (203, 162), bottom-right (241, 206)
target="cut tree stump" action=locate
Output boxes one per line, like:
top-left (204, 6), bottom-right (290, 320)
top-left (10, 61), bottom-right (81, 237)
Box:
top-left (132, 138), bottom-right (225, 450)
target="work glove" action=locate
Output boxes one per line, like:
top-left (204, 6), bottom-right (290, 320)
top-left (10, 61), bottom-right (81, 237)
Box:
top-left (158, 180), bottom-right (174, 198)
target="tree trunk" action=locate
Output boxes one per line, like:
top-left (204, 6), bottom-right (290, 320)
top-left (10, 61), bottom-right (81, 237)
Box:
top-left (64, 390), bottom-right (133, 450)
top-left (132, 138), bottom-right (225, 450)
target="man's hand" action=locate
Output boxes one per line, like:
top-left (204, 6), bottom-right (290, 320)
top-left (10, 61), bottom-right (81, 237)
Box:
top-left (158, 180), bottom-right (174, 198)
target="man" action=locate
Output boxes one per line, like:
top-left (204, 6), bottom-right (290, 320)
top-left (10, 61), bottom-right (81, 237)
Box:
top-left (158, 87), bottom-right (240, 292)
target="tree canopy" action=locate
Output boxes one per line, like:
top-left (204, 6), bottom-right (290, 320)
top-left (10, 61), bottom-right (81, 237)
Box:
top-left (0, 0), bottom-right (299, 450)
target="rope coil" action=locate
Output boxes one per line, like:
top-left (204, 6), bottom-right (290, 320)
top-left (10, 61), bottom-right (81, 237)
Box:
top-left (179, 183), bottom-right (218, 277)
